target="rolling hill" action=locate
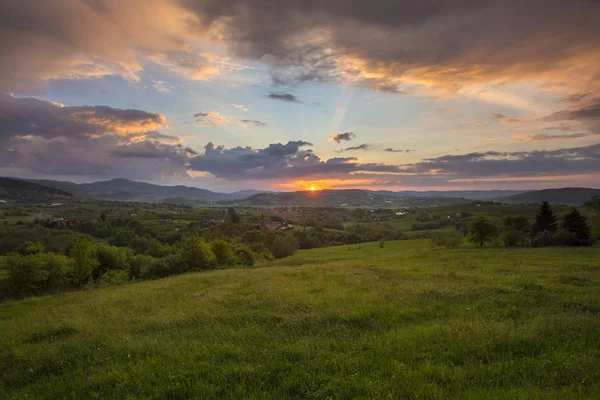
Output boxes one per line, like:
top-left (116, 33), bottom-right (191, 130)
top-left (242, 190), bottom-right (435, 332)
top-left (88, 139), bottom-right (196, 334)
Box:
top-left (24, 178), bottom-right (269, 203)
top-left (0, 177), bottom-right (72, 203)
top-left (243, 189), bottom-right (472, 208)
top-left (500, 187), bottom-right (600, 205)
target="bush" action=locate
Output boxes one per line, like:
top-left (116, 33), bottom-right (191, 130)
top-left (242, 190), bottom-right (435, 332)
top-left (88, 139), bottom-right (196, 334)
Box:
top-left (129, 254), bottom-right (157, 280)
top-left (140, 255), bottom-right (181, 279)
top-left (532, 230), bottom-right (554, 247)
top-left (69, 238), bottom-right (99, 287)
top-left (211, 239), bottom-right (237, 267)
top-left (177, 235), bottom-right (216, 271)
top-left (1, 252), bottom-right (70, 299)
top-left (271, 235), bottom-right (298, 259)
top-left (234, 244), bottom-right (256, 267)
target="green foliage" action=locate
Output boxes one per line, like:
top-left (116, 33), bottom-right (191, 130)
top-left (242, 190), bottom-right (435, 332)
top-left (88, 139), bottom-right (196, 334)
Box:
top-left (561, 208), bottom-right (595, 246)
top-left (429, 231), bottom-right (463, 248)
top-left (468, 216), bottom-right (498, 247)
top-left (234, 244), bottom-right (256, 267)
top-left (2, 252), bottom-right (69, 298)
top-left (532, 230), bottom-right (554, 247)
top-left (532, 201), bottom-right (558, 238)
top-left (177, 235), bottom-right (216, 271)
top-left (211, 239), bottom-right (237, 267)
top-left (270, 234), bottom-right (298, 259)
top-left (228, 207), bottom-right (240, 224)
top-left (68, 238), bottom-right (99, 287)
top-left (1, 240), bottom-right (600, 398)
top-left (94, 244), bottom-right (130, 281)
top-left (18, 241), bottom-right (46, 255)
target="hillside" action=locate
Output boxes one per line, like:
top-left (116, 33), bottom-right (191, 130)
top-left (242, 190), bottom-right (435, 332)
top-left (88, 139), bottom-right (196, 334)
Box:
top-left (501, 187), bottom-right (600, 205)
top-left (0, 177), bottom-right (72, 203)
top-left (370, 189), bottom-right (527, 200)
top-left (1, 240), bottom-right (598, 398)
top-left (244, 190), bottom-right (471, 208)
top-left (26, 178), bottom-right (264, 203)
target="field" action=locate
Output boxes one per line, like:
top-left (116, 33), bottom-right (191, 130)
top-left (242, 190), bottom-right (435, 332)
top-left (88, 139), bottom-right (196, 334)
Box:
top-left (1, 240), bottom-right (599, 399)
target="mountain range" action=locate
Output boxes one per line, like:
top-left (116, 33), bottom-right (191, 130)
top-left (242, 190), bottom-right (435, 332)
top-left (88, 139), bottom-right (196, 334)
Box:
top-left (0, 177), bottom-right (598, 207)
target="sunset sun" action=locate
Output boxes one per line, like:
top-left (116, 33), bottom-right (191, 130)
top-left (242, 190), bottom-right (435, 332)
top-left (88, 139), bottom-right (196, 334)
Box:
top-left (310, 186), bottom-right (316, 191)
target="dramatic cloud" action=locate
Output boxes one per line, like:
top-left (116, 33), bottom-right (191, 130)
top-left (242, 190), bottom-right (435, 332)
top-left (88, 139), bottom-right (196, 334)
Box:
top-left (239, 119), bottom-right (267, 127)
top-left (0, 94), bottom-right (166, 141)
top-left (182, 0), bottom-right (600, 95)
top-left (402, 144), bottom-right (600, 178)
top-left (0, 95), bottom-right (190, 180)
top-left (330, 132), bottom-right (356, 143)
top-left (267, 93), bottom-right (303, 103)
top-left (194, 112), bottom-right (231, 125)
top-left (188, 140), bottom-right (401, 180)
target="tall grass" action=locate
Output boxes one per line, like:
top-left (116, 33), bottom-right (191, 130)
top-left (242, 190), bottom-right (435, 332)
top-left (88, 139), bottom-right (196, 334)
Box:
top-left (1, 240), bottom-right (599, 399)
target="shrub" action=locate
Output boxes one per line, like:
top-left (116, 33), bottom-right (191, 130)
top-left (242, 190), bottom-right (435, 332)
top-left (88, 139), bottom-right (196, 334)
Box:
top-left (234, 244), bottom-right (256, 267)
top-left (532, 230), bottom-right (554, 247)
top-left (177, 235), bottom-right (216, 271)
top-left (271, 235), bottom-right (298, 259)
top-left (69, 238), bottom-right (99, 288)
top-left (211, 239), bottom-right (237, 267)
top-left (140, 255), bottom-right (181, 279)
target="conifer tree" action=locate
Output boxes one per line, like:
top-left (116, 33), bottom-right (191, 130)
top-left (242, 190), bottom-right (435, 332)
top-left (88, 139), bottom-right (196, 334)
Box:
top-left (531, 201), bottom-right (557, 238)
top-left (562, 208), bottom-right (595, 246)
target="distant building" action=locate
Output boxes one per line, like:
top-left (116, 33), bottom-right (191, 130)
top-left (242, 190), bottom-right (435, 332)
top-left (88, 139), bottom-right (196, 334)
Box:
top-left (0, 200), bottom-right (7, 203)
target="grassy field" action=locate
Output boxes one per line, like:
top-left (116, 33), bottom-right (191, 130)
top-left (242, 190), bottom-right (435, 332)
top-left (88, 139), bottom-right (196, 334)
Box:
top-left (1, 240), bottom-right (599, 399)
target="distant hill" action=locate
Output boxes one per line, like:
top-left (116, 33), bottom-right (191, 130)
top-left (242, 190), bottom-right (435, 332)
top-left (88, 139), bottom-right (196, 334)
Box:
top-left (24, 178), bottom-right (267, 203)
top-left (500, 188), bottom-right (600, 206)
top-left (368, 190), bottom-right (527, 200)
top-left (0, 177), bottom-right (72, 203)
top-left (243, 190), bottom-right (471, 208)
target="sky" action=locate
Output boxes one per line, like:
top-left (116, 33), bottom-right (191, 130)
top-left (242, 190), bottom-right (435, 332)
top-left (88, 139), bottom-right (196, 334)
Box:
top-left (0, 0), bottom-right (599, 192)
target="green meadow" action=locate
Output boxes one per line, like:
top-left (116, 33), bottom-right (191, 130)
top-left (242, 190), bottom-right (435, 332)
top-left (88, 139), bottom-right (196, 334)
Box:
top-left (1, 239), bottom-right (599, 399)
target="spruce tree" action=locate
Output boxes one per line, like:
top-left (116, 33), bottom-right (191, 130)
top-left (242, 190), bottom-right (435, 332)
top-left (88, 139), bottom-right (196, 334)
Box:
top-left (562, 208), bottom-right (594, 246)
top-left (532, 201), bottom-right (557, 238)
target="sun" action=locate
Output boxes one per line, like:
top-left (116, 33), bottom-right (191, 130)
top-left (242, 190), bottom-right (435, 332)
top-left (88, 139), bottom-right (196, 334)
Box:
top-left (310, 186), bottom-right (316, 191)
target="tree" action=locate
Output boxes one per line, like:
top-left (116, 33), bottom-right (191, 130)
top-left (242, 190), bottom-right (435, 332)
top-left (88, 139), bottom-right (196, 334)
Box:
top-left (468, 216), bottom-right (498, 247)
top-left (228, 207), bottom-right (240, 224)
top-left (211, 239), bottom-right (237, 266)
top-left (562, 208), bottom-right (595, 246)
top-left (501, 216), bottom-right (530, 247)
top-left (177, 235), bottom-right (216, 271)
top-left (69, 237), bottom-right (99, 287)
top-left (532, 201), bottom-right (557, 238)
top-left (271, 235), bottom-right (298, 259)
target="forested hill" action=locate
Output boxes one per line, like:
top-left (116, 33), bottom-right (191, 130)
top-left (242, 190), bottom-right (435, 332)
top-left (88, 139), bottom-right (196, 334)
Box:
top-left (0, 177), bottom-right (72, 202)
top-left (500, 188), bottom-right (600, 206)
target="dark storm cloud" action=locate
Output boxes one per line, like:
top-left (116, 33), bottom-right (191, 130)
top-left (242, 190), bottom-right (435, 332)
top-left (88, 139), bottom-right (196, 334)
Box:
top-left (0, 94), bottom-right (166, 141)
top-left (0, 94), bottom-right (189, 180)
top-left (402, 143), bottom-right (600, 177)
top-left (330, 132), bottom-right (356, 143)
top-left (188, 140), bottom-right (402, 180)
top-left (543, 99), bottom-right (600, 122)
top-left (266, 93), bottom-right (303, 103)
top-left (240, 119), bottom-right (267, 127)
top-left (182, 0), bottom-right (600, 93)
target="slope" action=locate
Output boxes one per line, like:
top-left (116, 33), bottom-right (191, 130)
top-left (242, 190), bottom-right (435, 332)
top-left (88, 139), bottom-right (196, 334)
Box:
top-left (1, 240), bottom-right (598, 399)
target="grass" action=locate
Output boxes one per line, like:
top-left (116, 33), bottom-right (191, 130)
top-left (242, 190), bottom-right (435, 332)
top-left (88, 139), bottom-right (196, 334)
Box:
top-left (1, 240), bottom-right (599, 399)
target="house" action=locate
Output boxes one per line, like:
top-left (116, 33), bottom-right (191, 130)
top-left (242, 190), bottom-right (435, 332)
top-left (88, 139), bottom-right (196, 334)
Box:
top-left (263, 220), bottom-right (280, 230)
top-left (0, 200), bottom-right (7, 204)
